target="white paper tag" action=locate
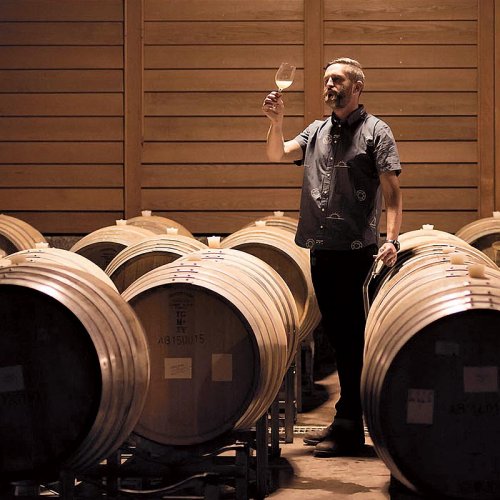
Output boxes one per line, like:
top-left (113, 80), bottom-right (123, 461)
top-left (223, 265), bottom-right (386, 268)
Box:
top-left (0, 365), bottom-right (25, 392)
top-left (407, 389), bottom-right (434, 425)
top-left (212, 354), bottom-right (232, 382)
top-left (464, 366), bottom-right (498, 393)
top-left (164, 358), bottom-right (192, 379)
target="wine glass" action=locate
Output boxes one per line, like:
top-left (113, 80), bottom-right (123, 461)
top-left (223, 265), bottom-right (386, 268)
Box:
top-left (275, 62), bottom-right (296, 92)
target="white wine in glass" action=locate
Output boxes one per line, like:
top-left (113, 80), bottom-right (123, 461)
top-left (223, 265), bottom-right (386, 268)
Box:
top-left (275, 62), bottom-right (296, 91)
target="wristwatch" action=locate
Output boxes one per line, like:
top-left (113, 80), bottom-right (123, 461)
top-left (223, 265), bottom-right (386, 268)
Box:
top-left (386, 239), bottom-right (400, 252)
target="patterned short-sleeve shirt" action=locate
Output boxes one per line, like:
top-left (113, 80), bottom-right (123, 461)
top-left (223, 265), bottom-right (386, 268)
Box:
top-left (293, 105), bottom-right (401, 251)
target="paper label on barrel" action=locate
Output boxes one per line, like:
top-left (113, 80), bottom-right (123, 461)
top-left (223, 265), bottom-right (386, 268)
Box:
top-left (212, 354), bottom-right (232, 382)
top-left (0, 365), bottom-right (24, 392)
top-left (164, 358), bottom-right (192, 379)
top-left (463, 366), bottom-right (498, 393)
top-left (435, 341), bottom-right (460, 356)
top-left (407, 389), bottom-right (434, 425)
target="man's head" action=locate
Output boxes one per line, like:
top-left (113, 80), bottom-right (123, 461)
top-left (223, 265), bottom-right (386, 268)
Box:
top-left (323, 58), bottom-right (365, 112)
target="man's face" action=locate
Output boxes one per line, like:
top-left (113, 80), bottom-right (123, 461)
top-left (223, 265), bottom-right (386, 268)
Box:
top-left (323, 64), bottom-right (354, 109)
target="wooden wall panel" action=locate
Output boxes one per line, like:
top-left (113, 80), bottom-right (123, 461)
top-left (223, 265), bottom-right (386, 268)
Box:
top-left (478, 0), bottom-right (495, 216)
top-left (0, 0), bottom-right (497, 237)
top-left (323, 0), bottom-right (477, 19)
top-left (0, 118), bottom-right (123, 140)
top-left (323, 21), bottom-right (477, 44)
top-left (142, 164), bottom-right (477, 189)
top-left (141, 0), bottom-right (305, 235)
top-left (0, 94), bottom-right (123, 116)
top-left (144, 93), bottom-right (304, 116)
top-left (324, 0), bottom-right (480, 234)
top-left (0, 23), bottom-right (123, 45)
top-left (143, 187), bottom-right (476, 212)
top-left (124, 0), bottom-right (143, 218)
top-left (145, 46), bottom-right (303, 69)
top-left (0, 70), bottom-right (123, 92)
top-left (0, 165), bottom-right (122, 187)
top-left (0, 0), bottom-right (125, 234)
top-left (141, 141), bottom-right (476, 165)
top-left (144, 0), bottom-right (304, 20)
top-left (497, 0), bottom-right (500, 210)
top-left (323, 45), bottom-right (476, 68)
top-left (138, 0), bottom-right (486, 236)
top-left (139, 211), bottom-right (478, 236)
top-left (0, 1), bottom-right (123, 21)
top-left (0, 189), bottom-right (122, 211)
top-left (0, 47), bottom-right (123, 68)
top-left (362, 92), bottom-right (476, 116)
top-left (7, 212), bottom-right (123, 234)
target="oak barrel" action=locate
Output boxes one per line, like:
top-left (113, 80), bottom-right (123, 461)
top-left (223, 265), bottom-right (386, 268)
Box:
top-left (220, 225), bottom-right (320, 343)
top-left (127, 210), bottom-right (194, 238)
top-left (455, 212), bottom-right (500, 265)
top-left (8, 246), bottom-right (118, 292)
top-left (105, 234), bottom-right (207, 292)
top-left (122, 257), bottom-right (288, 445)
top-left (70, 220), bottom-right (156, 270)
top-left (0, 261), bottom-right (149, 480)
top-left (243, 212), bottom-right (299, 234)
top-left (178, 248), bottom-right (300, 371)
top-left (0, 214), bottom-right (46, 255)
top-left (364, 229), bottom-right (496, 313)
top-left (362, 253), bottom-right (500, 499)
top-left (398, 224), bottom-right (465, 245)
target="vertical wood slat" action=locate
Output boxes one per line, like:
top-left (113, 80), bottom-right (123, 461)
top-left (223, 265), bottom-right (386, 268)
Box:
top-left (124, 0), bottom-right (143, 218)
top-left (303, 0), bottom-right (323, 127)
top-left (478, 0), bottom-right (495, 217)
top-left (496, 0), bottom-right (500, 210)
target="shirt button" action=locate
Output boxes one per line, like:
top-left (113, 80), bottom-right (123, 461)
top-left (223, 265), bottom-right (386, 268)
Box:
top-left (321, 208), bottom-right (325, 212)
top-left (320, 225), bottom-right (324, 229)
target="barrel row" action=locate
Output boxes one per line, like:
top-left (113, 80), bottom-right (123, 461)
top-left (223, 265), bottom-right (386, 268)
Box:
top-left (0, 211), bottom-right (317, 482)
top-left (2, 212), bottom-right (500, 493)
top-left (362, 226), bottom-right (500, 499)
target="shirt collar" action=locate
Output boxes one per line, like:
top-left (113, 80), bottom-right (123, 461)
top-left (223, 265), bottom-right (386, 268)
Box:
top-left (331, 105), bottom-right (366, 127)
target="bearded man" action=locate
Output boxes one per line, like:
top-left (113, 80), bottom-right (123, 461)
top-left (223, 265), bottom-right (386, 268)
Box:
top-left (262, 57), bottom-right (402, 457)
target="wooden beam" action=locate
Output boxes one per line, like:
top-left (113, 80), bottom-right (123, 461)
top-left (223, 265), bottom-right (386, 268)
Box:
top-left (303, 0), bottom-right (323, 126)
top-left (496, 0), bottom-right (500, 210)
top-left (124, 0), bottom-right (143, 218)
top-left (478, 0), bottom-right (495, 217)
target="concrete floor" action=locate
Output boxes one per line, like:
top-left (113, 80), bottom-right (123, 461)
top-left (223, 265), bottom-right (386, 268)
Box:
top-left (266, 365), bottom-right (394, 499)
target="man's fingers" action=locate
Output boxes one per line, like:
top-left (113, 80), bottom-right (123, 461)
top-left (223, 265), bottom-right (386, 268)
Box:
top-left (374, 245), bottom-right (398, 267)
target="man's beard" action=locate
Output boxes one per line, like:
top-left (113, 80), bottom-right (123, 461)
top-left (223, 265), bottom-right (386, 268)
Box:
top-left (324, 88), bottom-right (349, 109)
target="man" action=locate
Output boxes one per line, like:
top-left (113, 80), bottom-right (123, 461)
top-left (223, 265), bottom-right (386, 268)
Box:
top-left (262, 58), bottom-right (402, 457)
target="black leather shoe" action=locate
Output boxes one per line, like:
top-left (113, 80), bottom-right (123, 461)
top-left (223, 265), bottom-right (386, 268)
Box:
top-left (302, 425), bottom-right (333, 446)
top-left (312, 418), bottom-right (365, 457)
top-left (313, 436), bottom-right (364, 457)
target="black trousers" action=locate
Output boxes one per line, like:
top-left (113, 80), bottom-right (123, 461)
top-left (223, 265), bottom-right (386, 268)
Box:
top-left (310, 244), bottom-right (377, 423)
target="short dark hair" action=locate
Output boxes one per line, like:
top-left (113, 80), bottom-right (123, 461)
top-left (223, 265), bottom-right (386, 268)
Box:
top-left (325, 57), bottom-right (365, 84)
